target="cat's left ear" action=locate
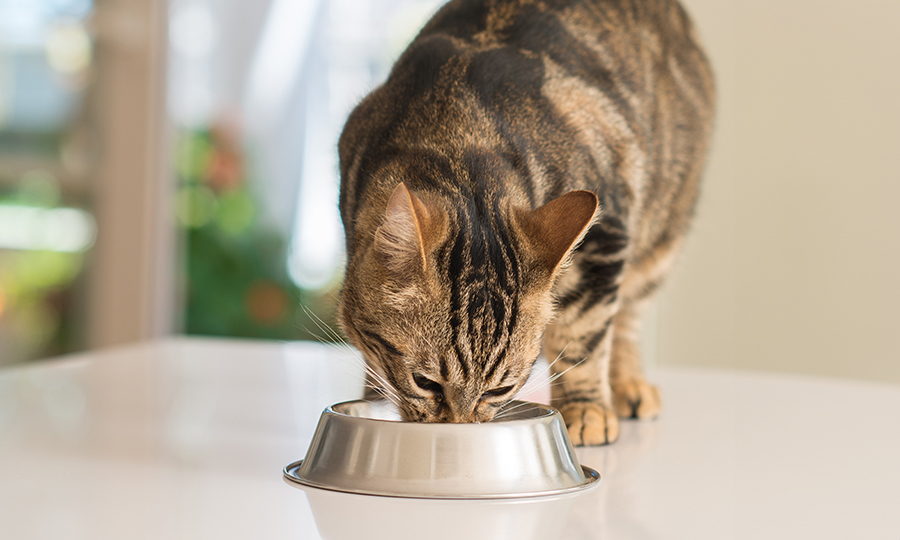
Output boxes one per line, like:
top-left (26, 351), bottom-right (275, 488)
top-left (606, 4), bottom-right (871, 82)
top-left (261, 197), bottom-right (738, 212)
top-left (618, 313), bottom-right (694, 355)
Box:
top-left (513, 190), bottom-right (599, 276)
top-left (374, 182), bottom-right (446, 275)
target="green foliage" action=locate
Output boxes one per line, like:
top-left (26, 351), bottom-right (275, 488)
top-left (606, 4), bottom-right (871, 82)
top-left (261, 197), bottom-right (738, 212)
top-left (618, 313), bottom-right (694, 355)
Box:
top-left (0, 179), bottom-right (86, 362)
top-left (177, 128), bottom-right (343, 343)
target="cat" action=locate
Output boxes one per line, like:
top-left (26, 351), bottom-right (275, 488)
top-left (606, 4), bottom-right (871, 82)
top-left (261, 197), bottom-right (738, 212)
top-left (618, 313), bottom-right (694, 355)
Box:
top-left (336, 0), bottom-right (714, 445)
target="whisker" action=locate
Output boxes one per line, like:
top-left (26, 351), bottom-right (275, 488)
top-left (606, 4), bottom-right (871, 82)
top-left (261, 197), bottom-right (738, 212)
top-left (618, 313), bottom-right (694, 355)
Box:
top-left (362, 368), bottom-right (401, 401)
top-left (494, 400), bottom-right (534, 418)
top-left (361, 363), bottom-right (403, 403)
top-left (364, 384), bottom-right (401, 408)
top-left (538, 342), bottom-right (574, 378)
top-left (512, 346), bottom-right (590, 408)
top-left (299, 307), bottom-right (408, 410)
top-left (513, 340), bottom-right (575, 400)
top-left (299, 328), bottom-right (359, 364)
top-left (296, 312), bottom-right (405, 406)
top-left (299, 319), bottom-right (356, 356)
top-left (547, 356), bottom-right (587, 382)
top-left (302, 305), bottom-right (348, 344)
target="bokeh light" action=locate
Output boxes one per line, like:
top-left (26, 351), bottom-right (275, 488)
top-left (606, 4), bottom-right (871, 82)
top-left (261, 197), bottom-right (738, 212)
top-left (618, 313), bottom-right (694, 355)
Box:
top-left (175, 133), bottom-right (213, 181)
top-left (169, 2), bottom-right (217, 59)
top-left (18, 170), bottom-right (62, 207)
top-left (245, 280), bottom-right (288, 326)
top-left (176, 185), bottom-right (217, 228)
top-left (0, 206), bottom-right (97, 252)
top-left (45, 21), bottom-right (92, 75)
top-left (214, 190), bottom-right (255, 236)
top-left (13, 251), bottom-right (84, 291)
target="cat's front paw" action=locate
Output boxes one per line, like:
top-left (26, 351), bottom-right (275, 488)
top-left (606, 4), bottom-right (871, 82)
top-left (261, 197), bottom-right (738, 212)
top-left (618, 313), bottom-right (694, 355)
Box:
top-left (559, 402), bottom-right (620, 446)
top-left (612, 378), bottom-right (661, 419)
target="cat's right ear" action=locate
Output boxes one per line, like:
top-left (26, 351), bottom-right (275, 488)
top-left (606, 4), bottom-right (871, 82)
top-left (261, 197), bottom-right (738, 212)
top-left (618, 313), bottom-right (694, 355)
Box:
top-left (374, 183), bottom-right (445, 275)
top-left (513, 190), bottom-right (599, 277)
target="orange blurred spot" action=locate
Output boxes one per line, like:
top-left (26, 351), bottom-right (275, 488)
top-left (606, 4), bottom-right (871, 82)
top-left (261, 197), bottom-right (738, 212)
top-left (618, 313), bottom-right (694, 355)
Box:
top-left (245, 280), bottom-right (288, 325)
top-left (206, 116), bottom-right (244, 191)
top-left (206, 151), bottom-right (242, 191)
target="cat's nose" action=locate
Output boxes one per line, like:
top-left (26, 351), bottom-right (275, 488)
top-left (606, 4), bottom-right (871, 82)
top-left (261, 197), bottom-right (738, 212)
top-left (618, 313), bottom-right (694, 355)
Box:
top-left (443, 399), bottom-right (478, 423)
top-left (444, 412), bottom-right (477, 423)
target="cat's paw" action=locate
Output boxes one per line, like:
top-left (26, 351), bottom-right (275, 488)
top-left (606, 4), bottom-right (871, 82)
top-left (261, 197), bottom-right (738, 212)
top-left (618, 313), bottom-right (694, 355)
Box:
top-left (559, 402), bottom-right (620, 446)
top-left (612, 378), bottom-right (661, 419)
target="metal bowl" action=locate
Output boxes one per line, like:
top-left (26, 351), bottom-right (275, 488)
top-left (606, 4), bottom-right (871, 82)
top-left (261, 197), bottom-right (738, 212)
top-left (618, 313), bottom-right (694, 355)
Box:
top-left (283, 399), bottom-right (599, 499)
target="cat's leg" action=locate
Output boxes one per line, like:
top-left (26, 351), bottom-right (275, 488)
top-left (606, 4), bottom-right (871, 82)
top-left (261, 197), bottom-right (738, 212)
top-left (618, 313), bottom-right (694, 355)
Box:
top-left (545, 237), bottom-right (625, 445)
top-left (545, 301), bottom-right (621, 446)
top-left (609, 299), bottom-right (661, 419)
top-left (609, 234), bottom-right (684, 419)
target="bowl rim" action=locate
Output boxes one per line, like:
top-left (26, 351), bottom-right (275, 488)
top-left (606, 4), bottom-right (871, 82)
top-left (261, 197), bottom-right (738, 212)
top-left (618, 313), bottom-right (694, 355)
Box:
top-left (324, 399), bottom-right (559, 424)
top-left (283, 460), bottom-right (601, 500)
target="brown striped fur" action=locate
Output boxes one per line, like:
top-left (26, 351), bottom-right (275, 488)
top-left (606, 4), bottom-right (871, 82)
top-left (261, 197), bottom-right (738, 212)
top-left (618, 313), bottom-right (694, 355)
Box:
top-left (337, 0), bottom-right (714, 444)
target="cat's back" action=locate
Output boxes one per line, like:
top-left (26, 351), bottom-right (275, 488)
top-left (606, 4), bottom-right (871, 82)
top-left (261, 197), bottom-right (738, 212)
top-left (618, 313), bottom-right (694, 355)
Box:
top-left (414, 0), bottom-right (713, 111)
top-left (339, 0), bottom-right (714, 252)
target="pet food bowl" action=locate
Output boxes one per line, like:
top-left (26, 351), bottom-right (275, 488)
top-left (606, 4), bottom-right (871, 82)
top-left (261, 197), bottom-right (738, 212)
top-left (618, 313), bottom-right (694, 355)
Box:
top-left (283, 399), bottom-right (599, 499)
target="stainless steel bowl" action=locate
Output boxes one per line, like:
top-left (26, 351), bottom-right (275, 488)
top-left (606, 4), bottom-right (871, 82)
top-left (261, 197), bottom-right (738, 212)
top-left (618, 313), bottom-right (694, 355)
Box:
top-left (283, 399), bottom-right (599, 499)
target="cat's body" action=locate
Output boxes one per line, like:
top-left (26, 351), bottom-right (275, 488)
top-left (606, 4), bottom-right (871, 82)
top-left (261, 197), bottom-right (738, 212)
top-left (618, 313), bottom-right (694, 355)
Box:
top-left (338, 0), bottom-right (714, 444)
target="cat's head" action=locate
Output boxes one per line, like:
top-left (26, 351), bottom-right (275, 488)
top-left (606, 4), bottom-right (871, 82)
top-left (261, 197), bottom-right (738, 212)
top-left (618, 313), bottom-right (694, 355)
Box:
top-left (339, 182), bottom-right (597, 422)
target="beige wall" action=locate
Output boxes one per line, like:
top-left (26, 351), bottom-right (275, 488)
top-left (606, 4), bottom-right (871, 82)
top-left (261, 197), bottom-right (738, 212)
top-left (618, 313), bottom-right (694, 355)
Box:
top-left (651, 0), bottom-right (900, 383)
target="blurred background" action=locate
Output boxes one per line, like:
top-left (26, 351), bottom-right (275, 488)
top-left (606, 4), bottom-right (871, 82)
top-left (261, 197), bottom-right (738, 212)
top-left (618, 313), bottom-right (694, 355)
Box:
top-left (0, 0), bottom-right (443, 364)
top-left (0, 0), bottom-right (897, 384)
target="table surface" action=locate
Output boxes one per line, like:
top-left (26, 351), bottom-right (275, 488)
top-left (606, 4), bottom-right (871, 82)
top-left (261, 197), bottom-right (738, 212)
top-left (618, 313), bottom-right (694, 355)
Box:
top-left (1, 337), bottom-right (898, 540)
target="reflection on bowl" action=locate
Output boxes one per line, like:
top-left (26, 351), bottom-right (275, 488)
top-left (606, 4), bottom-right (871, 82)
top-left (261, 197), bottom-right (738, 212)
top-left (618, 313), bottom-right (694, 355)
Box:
top-left (284, 399), bottom-right (599, 499)
top-left (300, 485), bottom-right (580, 540)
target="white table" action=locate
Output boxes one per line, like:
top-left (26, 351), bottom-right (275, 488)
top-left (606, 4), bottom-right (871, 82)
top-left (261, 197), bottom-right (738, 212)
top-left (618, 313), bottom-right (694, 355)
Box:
top-left (1, 338), bottom-right (898, 539)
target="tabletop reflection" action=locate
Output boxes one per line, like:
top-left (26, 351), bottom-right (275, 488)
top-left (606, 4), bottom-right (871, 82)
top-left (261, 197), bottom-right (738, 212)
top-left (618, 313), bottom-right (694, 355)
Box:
top-left (295, 485), bottom-right (585, 540)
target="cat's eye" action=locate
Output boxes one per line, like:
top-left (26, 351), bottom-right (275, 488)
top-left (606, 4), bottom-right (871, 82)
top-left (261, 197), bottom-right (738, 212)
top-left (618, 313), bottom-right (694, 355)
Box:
top-left (412, 374), bottom-right (443, 395)
top-left (481, 385), bottom-right (515, 400)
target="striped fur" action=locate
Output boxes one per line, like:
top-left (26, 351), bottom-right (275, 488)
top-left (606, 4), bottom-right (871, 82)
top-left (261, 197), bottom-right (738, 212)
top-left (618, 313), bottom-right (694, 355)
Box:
top-left (337, 0), bottom-right (714, 444)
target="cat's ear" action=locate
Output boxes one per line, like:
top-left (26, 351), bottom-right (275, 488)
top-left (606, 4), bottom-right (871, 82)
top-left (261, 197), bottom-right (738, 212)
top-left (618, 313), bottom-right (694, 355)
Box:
top-left (513, 190), bottom-right (599, 275)
top-left (374, 182), bottom-right (445, 274)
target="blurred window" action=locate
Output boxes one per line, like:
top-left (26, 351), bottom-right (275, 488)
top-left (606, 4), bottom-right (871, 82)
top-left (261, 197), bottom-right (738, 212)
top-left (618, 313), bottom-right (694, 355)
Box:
top-left (0, 0), bottom-right (96, 364)
top-left (170, 0), bottom-right (444, 342)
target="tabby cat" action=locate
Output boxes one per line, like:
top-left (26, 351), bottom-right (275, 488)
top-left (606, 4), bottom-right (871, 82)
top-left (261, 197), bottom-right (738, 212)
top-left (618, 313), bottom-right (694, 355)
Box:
top-left (337, 0), bottom-right (714, 445)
